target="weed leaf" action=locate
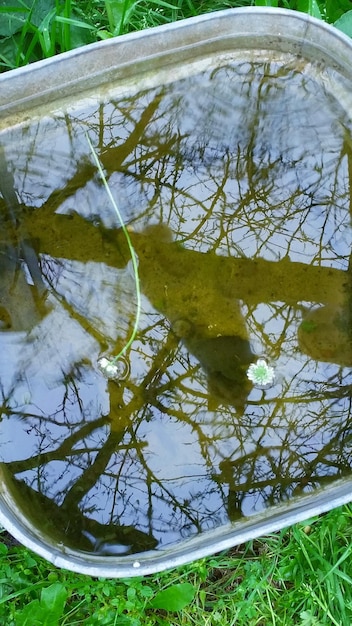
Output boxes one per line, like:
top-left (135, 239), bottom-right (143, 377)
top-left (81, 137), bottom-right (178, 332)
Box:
top-left (15, 599), bottom-right (42, 626)
top-left (40, 582), bottom-right (67, 616)
top-left (334, 10), bottom-right (352, 37)
top-left (15, 583), bottom-right (67, 626)
top-left (149, 582), bottom-right (195, 611)
top-left (0, 1), bottom-right (28, 37)
top-left (326, 0), bottom-right (352, 23)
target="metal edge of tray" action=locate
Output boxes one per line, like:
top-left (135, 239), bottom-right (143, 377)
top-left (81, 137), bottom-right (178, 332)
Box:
top-left (1, 472), bottom-right (352, 577)
top-left (1, 7), bottom-right (352, 120)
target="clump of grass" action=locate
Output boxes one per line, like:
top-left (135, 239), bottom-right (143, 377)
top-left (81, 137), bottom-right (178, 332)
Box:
top-left (0, 0), bottom-right (96, 71)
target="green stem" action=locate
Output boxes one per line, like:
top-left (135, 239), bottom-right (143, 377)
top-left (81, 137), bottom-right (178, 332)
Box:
top-left (85, 132), bottom-right (141, 364)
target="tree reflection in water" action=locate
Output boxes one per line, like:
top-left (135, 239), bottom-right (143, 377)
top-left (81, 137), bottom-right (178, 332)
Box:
top-left (1, 56), bottom-right (352, 554)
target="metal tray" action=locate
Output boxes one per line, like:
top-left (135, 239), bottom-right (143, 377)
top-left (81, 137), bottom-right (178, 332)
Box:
top-left (1, 8), bottom-right (352, 577)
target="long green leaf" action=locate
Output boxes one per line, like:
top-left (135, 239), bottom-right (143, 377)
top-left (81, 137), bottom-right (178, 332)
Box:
top-left (334, 10), bottom-right (352, 38)
top-left (297, 0), bottom-right (322, 19)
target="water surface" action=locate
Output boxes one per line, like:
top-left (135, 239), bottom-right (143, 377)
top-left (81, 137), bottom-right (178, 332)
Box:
top-left (1, 53), bottom-right (352, 554)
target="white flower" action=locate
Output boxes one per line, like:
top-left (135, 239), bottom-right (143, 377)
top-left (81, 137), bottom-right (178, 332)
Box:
top-left (98, 356), bottom-right (130, 381)
top-left (247, 358), bottom-right (275, 388)
top-left (98, 357), bottom-right (120, 380)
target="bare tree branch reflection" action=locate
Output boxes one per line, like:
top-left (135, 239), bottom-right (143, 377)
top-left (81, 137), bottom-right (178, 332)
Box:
top-left (1, 56), bottom-right (352, 554)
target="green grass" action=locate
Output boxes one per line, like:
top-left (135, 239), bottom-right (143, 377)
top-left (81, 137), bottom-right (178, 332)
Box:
top-left (2, 1), bottom-right (352, 625)
top-left (2, 504), bottom-right (352, 624)
top-left (1, 0), bottom-right (352, 72)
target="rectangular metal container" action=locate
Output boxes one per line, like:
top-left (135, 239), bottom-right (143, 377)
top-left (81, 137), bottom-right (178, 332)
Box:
top-left (1, 7), bottom-right (352, 577)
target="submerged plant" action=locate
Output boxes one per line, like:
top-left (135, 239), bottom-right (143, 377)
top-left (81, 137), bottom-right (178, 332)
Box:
top-left (85, 132), bottom-right (141, 380)
top-left (247, 358), bottom-right (275, 389)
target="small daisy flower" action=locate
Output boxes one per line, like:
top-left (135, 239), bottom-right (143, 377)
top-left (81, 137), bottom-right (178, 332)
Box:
top-left (247, 358), bottom-right (275, 389)
top-left (98, 356), bottom-right (130, 381)
top-left (98, 357), bottom-right (120, 380)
